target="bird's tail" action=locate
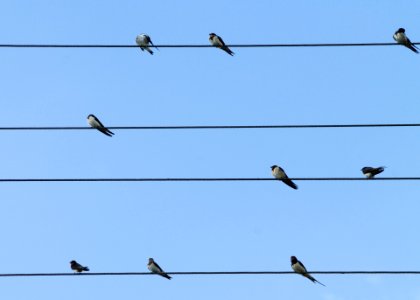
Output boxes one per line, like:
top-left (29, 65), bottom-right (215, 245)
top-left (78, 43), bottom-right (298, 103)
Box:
top-left (162, 273), bottom-right (172, 280)
top-left (408, 44), bottom-right (419, 53)
top-left (377, 166), bottom-right (385, 173)
top-left (100, 128), bottom-right (114, 137)
top-left (282, 179), bottom-right (298, 190)
top-left (83, 267), bottom-right (89, 272)
top-left (305, 273), bottom-right (325, 287)
top-left (146, 48), bottom-right (154, 55)
top-left (222, 46), bottom-right (234, 56)
top-left (150, 41), bottom-right (159, 51)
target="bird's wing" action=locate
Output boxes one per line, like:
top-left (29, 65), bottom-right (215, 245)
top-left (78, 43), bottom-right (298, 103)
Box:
top-left (293, 262), bottom-right (307, 274)
top-left (363, 167), bottom-right (374, 173)
top-left (149, 38), bottom-right (158, 49)
top-left (299, 261), bottom-right (307, 272)
top-left (277, 166), bottom-right (286, 174)
top-left (153, 262), bottom-right (164, 273)
top-left (94, 117), bottom-right (106, 128)
top-left (72, 262), bottom-right (83, 270)
top-left (217, 36), bottom-right (227, 46)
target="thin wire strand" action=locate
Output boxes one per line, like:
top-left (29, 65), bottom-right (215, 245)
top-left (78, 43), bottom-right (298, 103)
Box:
top-left (1, 123), bottom-right (420, 131)
top-left (0, 271), bottom-right (419, 277)
top-left (0, 42), bottom-right (417, 48)
top-left (0, 177), bottom-right (418, 182)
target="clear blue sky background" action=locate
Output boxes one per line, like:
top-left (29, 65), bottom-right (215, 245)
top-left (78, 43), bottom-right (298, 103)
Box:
top-left (0, 1), bottom-right (419, 299)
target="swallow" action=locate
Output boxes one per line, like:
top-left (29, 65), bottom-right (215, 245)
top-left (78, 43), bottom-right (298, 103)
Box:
top-left (87, 114), bottom-right (114, 137)
top-left (209, 33), bottom-right (234, 56)
top-left (271, 165), bottom-right (298, 190)
top-left (136, 34), bottom-right (157, 55)
top-left (393, 28), bottom-right (419, 53)
top-left (147, 258), bottom-right (171, 280)
top-left (291, 256), bottom-right (325, 286)
top-left (361, 166), bottom-right (385, 179)
top-left (70, 260), bottom-right (89, 273)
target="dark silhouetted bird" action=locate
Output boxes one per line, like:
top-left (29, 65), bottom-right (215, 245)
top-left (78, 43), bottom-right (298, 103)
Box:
top-left (209, 33), bottom-right (234, 56)
top-left (147, 258), bottom-right (171, 280)
top-left (291, 256), bottom-right (325, 286)
top-left (393, 28), bottom-right (419, 53)
top-left (87, 114), bottom-right (114, 137)
top-left (70, 260), bottom-right (89, 273)
top-left (361, 166), bottom-right (385, 179)
top-left (271, 165), bottom-right (298, 190)
top-left (136, 34), bottom-right (157, 55)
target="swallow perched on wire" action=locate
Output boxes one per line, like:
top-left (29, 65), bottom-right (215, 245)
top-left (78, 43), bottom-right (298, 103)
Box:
top-left (361, 166), bottom-right (385, 179)
top-left (136, 34), bottom-right (157, 55)
top-left (147, 258), bottom-right (172, 280)
top-left (87, 114), bottom-right (114, 137)
top-left (271, 165), bottom-right (298, 190)
top-left (70, 260), bottom-right (89, 273)
top-left (393, 28), bottom-right (419, 53)
top-left (291, 256), bottom-right (325, 286)
top-left (209, 33), bottom-right (234, 56)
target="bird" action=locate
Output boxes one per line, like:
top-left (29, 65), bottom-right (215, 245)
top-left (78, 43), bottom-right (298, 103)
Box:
top-left (291, 256), bottom-right (325, 286)
top-left (361, 166), bottom-right (385, 179)
top-left (70, 260), bottom-right (89, 273)
top-left (147, 258), bottom-right (172, 280)
top-left (393, 28), bottom-right (419, 53)
top-left (136, 34), bottom-right (157, 55)
top-left (271, 165), bottom-right (298, 190)
top-left (209, 33), bottom-right (234, 56)
top-left (87, 114), bottom-right (114, 137)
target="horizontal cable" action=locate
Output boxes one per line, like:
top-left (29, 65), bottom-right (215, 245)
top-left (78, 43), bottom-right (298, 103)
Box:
top-left (0, 42), bottom-right (417, 48)
top-left (0, 177), bottom-right (418, 183)
top-left (1, 123), bottom-right (420, 131)
top-left (0, 271), bottom-right (419, 277)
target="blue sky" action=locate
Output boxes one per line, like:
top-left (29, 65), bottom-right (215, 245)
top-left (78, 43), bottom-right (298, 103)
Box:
top-left (0, 0), bottom-right (420, 299)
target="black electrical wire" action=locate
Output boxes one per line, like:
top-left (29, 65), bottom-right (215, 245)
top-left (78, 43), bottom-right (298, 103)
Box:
top-left (0, 177), bottom-right (418, 183)
top-left (0, 123), bottom-right (420, 131)
top-left (0, 42), bottom-right (417, 48)
top-left (0, 271), bottom-right (419, 277)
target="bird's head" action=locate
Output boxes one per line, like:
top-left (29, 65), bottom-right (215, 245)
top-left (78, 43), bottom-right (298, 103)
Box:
top-left (70, 260), bottom-right (76, 264)
top-left (397, 28), bottom-right (406, 33)
top-left (148, 258), bottom-right (154, 263)
top-left (270, 165), bottom-right (278, 170)
top-left (87, 114), bottom-right (94, 119)
top-left (290, 256), bottom-right (298, 264)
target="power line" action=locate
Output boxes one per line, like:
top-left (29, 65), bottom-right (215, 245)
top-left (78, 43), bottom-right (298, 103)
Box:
top-left (0, 271), bottom-right (419, 277)
top-left (1, 123), bottom-right (420, 131)
top-left (0, 177), bottom-right (418, 183)
top-left (0, 42), bottom-right (417, 48)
